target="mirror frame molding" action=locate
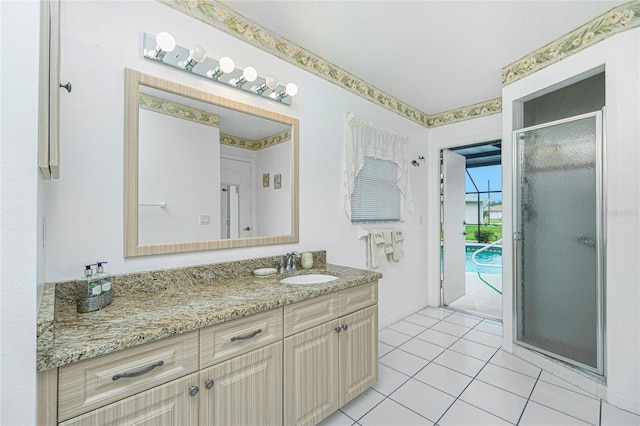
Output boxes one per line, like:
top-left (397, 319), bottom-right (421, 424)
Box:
top-left (124, 68), bottom-right (299, 257)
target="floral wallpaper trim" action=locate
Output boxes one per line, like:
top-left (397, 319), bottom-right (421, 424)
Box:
top-left (157, 0), bottom-right (432, 127)
top-left (220, 129), bottom-right (291, 151)
top-left (427, 98), bottom-right (502, 128)
top-left (139, 93), bottom-right (220, 127)
top-left (503, 1), bottom-right (640, 86)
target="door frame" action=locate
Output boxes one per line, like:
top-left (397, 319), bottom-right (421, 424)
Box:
top-left (427, 124), bottom-right (503, 313)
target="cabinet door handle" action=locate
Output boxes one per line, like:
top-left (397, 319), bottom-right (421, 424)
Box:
top-left (335, 327), bottom-right (342, 333)
top-left (205, 379), bottom-right (214, 389)
top-left (189, 386), bottom-right (199, 397)
top-left (230, 328), bottom-right (262, 342)
top-left (112, 360), bottom-right (164, 381)
top-left (341, 324), bottom-right (348, 331)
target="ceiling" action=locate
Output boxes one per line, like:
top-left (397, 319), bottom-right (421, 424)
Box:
top-left (223, 1), bottom-right (623, 115)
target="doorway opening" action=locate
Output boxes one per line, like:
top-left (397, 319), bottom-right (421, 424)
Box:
top-left (441, 141), bottom-right (502, 321)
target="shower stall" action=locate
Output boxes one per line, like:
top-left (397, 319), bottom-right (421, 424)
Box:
top-left (513, 110), bottom-right (605, 375)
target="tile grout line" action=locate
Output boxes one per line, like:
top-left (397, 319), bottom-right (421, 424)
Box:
top-left (375, 309), bottom-right (509, 425)
top-left (599, 398), bottom-right (603, 426)
top-left (385, 308), bottom-right (608, 425)
top-left (515, 369), bottom-right (542, 425)
top-left (374, 315), bottom-right (475, 425)
top-left (433, 347), bottom-right (503, 425)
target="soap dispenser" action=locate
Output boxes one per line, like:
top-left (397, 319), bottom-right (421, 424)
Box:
top-left (96, 261), bottom-right (112, 293)
top-left (77, 264), bottom-right (100, 298)
top-left (77, 263), bottom-right (113, 313)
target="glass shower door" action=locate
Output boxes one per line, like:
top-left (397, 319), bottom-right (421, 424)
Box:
top-left (514, 111), bottom-right (604, 374)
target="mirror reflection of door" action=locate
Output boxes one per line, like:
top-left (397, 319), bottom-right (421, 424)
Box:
top-left (220, 157), bottom-right (253, 238)
top-left (220, 184), bottom-right (240, 239)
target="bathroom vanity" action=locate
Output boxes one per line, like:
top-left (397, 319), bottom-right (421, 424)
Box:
top-left (37, 254), bottom-right (381, 426)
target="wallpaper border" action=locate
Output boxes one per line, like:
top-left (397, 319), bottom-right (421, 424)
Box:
top-left (221, 129), bottom-right (291, 151)
top-left (502, 1), bottom-right (640, 86)
top-left (139, 93), bottom-right (220, 127)
top-left (158, 0), bottom-right (640, 128)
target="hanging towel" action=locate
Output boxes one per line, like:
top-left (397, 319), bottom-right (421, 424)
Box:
top-left (382, 230), bottom-right (394, 255)
top-left (372, 230), bottom-right (385, 245)
top-left (367, 231), bottom-right (387, 268)
top-left (392, 230), bottom-right (405, 261)
top-left (366, 230), bottom-right (386, 268)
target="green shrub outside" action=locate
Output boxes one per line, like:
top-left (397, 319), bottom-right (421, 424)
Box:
top-left (475, 229), bottom-right (496, 243)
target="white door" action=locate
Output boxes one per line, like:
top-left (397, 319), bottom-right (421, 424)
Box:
top-left (442, 149), bottom-right (467, 305)
top-left (220, 157), bottom-right (253, 238)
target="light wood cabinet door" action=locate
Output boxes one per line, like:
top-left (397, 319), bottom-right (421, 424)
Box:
top-left (200, 342), bottom-right (283, 426)
top-left (284, 319), bottom-right (340, 426)
top-left (59, 373), bottom-right (199, 426)
top-left (338, 305), bottom-right (378, 406)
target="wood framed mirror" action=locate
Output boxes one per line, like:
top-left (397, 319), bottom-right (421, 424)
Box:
top-left (124, 68), bottom-right (299, 257)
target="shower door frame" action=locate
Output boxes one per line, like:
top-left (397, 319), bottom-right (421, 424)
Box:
top-left (512, 110), bottom-right (606, 376)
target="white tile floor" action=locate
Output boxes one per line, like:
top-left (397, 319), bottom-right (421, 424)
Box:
top-left (319, 307), bottom-right (640, 426)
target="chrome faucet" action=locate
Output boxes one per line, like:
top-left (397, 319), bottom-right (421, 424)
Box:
top-left (286, 252), bottom-right (301, 272)
top-left (274, 252), bottom-right (301, 274)
top-left (273, 256), bottom-right (286, 274)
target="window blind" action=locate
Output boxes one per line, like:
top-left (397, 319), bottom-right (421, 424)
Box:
top-left (350, 156), bottom-right (401, 223)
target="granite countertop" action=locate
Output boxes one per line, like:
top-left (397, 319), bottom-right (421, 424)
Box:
top-left (37, 262), bottom-right (381, 371)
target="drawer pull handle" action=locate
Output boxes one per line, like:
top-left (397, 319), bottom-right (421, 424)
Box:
top-left (342, 324), bottom-right (348, 331)
top-left (205, 379), bottom-right (214, 389)
top-left (230, 328), bottom-right (262, 342)
top-left (189, 386), bottom-right (199, 397)
top-left (112, 360), bottom-right (164, 381)
top-left (335, 327), bottom-right (342, 333)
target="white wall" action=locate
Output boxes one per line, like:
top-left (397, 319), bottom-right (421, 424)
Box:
top-left (502, 29), bottom-right (640, 413)
top-left (138, 109), bottom-right (221, 244)
top-left (46, 1), bottom-right (430, 328)
top-left (426, 115), bottom-right (503, 306)
top-left (256, 140), bottom-right (292, 236)
top-left (0, 2), bottom-right (41, 424)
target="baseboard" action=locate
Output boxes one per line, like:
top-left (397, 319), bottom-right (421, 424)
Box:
top-left (607, 389), bottom-right (640, 416)
top-left (379, 302), bottom-right (431, 330)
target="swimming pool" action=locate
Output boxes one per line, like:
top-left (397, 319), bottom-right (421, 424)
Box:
top-left (465, 244), bottom-right (502, 274)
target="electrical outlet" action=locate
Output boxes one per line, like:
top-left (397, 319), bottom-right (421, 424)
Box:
top-left (199, 214), bottom-right (211, 225)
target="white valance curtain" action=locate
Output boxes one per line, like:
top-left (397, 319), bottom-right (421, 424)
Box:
top-left (343, 112), bottom-right (414, 218)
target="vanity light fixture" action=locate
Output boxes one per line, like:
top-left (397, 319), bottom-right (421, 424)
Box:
top-left (144, 31), bottom-right (176, 60)
top-left (180, 45), bottom-right (207, 71)
top-left (230, 66), bottom-right (257, 87)
top-left (271, 82), bottom-right (299, 101)
top-left (206, 56), bottom-right (234, 80)
top-left (142, 32), bottom-right (298, 105)
top-left (253, 75), bottom-right (279, 95)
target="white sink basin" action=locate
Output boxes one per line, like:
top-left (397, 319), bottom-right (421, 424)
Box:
top-left (280, 274), bottom-right (338, 285)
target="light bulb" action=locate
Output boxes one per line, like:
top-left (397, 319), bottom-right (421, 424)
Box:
top-left (156, 32), bottom-right (176, 52)
top-left (285, 82), bottom-right (298, 97)
top-left (243, 66), bottom-right (258, 82)
top-left (189, 45), bottom-right (207, 62)
top-left (219, 56), bottom-right (235, 73)
top-left (265, 75), bottom-right (279, 90)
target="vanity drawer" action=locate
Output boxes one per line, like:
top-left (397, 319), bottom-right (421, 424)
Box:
top-left (284, 292), bottom-right (340, 337)
top-left (58, 331), bottom-right (199, 422)
top-left (200, 308), bottom-right (283, 369)
top-left (340, 281), bottom-right (378, 316)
